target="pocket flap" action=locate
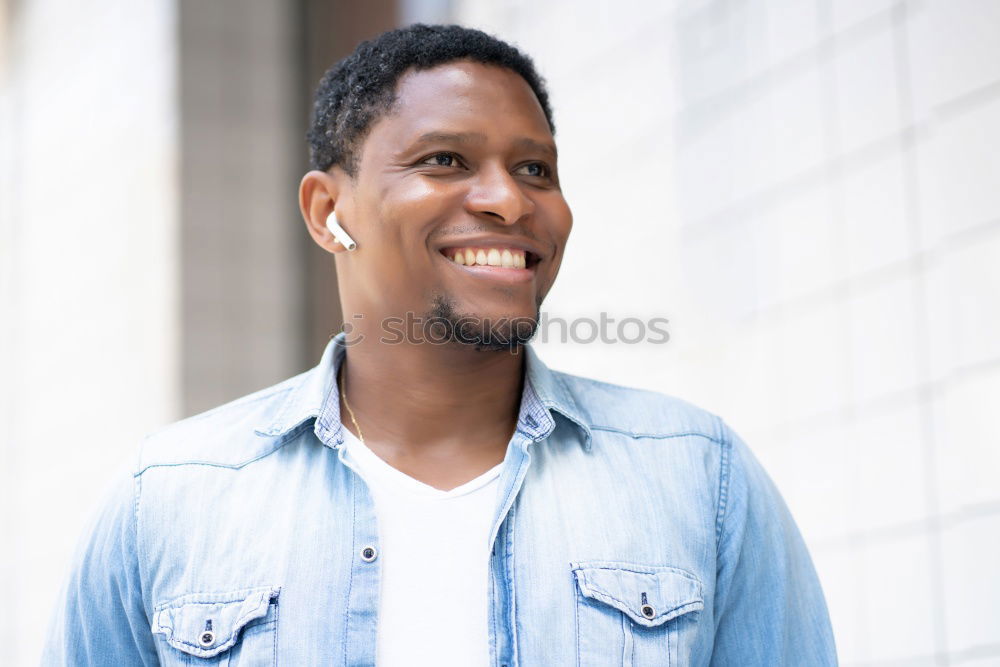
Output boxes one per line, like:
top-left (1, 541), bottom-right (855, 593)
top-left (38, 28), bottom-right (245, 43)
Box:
top-left (151, 585), bottom-right (280, 658)
top-left (571, 561), bottom-right (703, 628)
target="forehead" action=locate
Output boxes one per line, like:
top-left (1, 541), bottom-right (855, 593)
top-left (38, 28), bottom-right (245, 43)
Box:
top-left (370, 60), bottom-right (553, 146)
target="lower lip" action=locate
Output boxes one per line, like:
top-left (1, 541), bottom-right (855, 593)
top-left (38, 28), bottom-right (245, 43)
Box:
top-left (439, 254), bottom-right (536, 284)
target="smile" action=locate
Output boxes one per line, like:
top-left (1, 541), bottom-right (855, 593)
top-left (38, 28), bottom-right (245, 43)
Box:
top-left (438, 246), bottom-right (539, 283)
top-left (440, 246), bottom-right (540, 269)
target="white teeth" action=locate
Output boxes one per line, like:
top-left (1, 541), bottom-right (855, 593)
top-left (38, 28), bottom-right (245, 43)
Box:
top-left (447, 248), bottom-right (530, 268)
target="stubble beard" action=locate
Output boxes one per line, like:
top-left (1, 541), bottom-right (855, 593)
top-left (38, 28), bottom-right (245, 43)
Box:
top-left (425, 293), bottom-right (541, 352)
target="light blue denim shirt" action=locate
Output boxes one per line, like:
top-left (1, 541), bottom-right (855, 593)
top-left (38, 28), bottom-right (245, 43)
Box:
top-left (44, 332), bottom-right (837, 666)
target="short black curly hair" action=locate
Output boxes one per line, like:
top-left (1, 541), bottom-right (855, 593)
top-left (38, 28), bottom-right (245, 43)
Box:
top-left (307, 23), bottom-right (555, 177)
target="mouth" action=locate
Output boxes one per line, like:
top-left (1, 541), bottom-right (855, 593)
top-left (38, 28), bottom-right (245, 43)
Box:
top-left (440, 246), bottom-right (541, 268)
top-left (437, 246), bottom-right (541, 283)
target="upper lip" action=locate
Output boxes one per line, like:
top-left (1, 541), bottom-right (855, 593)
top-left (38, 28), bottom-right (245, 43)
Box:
top-left (434, 236), bottom-right (550, 263)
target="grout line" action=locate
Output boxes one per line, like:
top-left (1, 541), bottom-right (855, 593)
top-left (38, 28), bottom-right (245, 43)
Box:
top-left (812, 498), bottom-right (1000, 553)
top-left (949, 642), bottom-right (1000, 664)
top-left (892, 2), bottom-right (950, 663)
top-left (933, 76), bottom-right (1000, 122)
top-left (748, 352), bottom-right (1000, 448)
top-left (843, 639), bottom-right (1000, 667)
top-left (816, 1), bottom-right (874, 659)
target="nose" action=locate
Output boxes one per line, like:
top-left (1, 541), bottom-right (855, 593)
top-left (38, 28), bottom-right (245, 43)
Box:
top-left (464, 161), bottom-right (535, 225)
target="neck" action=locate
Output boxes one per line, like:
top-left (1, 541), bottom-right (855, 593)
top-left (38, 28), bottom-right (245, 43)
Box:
top-left (338, 336), bottom-right (526, 459)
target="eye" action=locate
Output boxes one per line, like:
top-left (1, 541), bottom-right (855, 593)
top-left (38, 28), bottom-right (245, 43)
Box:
top-left (515, 162), bottom-right (551, 178)
top-left (421, 152), bottom-right (463, 168)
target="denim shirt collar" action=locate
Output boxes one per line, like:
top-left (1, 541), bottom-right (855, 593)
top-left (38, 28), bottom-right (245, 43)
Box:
top-left (254, 332), bottom-right (593, 452)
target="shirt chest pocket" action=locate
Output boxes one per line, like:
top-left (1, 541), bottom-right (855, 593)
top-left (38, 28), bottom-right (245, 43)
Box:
top-left (572, 562), bottom-right (703, 667)
top-left (151, 585), bottom-right (280, 666)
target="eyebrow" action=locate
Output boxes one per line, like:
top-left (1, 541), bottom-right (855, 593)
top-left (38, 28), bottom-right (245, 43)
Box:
top-left (514, 136), bottom-right (558, 160)
top-left (411, 131), bottom-right (558, 160)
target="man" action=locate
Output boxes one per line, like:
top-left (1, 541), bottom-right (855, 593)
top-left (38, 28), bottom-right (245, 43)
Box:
top-left (45, 24), bottom-right (837, 666)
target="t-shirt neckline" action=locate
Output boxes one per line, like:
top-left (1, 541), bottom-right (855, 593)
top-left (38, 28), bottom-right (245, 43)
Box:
top-left (340, 426), bottom-right (503, 499)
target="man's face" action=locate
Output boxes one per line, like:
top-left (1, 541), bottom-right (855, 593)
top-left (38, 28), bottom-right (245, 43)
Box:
top-left (336, 60), bottom-right (572, 349)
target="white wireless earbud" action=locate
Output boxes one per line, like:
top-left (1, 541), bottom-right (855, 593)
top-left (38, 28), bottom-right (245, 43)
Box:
top-left (325, 211), bottom-right (357, 251)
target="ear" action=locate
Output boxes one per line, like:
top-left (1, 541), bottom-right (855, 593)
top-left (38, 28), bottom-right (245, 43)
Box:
top-left (299, 169), bottom-right (355, 254)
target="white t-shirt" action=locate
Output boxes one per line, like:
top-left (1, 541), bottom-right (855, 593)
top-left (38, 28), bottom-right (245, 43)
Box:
top-left (340, 426), bottom-right (502, 667)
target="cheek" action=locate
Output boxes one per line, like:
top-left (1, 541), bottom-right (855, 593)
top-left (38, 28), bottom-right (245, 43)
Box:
top-left (364, 178), bottom-right (466, 281)
top-left (375, 178), bottom-right (458, 236)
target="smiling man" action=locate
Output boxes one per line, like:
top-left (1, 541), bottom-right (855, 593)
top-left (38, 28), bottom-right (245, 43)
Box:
top-left (45, 24), bottom-right (837, 667)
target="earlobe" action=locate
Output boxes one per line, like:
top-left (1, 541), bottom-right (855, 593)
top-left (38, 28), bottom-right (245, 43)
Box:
top-left (326, 211), bottom-right (358, 251)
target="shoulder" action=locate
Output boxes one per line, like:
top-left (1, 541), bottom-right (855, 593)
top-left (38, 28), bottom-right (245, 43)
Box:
top-left (552, 369), bottom-right (731, 446)
top-left (136, 370), bottom-right (311, 474)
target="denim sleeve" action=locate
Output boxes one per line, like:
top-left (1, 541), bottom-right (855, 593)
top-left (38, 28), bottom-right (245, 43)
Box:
top-left (709, 423), bottom-right (838, 666)
top-left (42, 465), bottom-right (159, 666)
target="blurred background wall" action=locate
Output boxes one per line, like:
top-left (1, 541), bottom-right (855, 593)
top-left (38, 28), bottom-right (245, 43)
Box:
top-left (1, 0), bottom-right (998, 665)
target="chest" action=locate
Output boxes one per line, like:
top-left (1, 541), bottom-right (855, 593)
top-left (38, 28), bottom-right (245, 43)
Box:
top-left (138, 436), bottom-right (719, 666)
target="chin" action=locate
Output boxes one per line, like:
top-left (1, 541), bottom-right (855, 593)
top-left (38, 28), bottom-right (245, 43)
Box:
top-left (426, 295), bottom-right (540, 351)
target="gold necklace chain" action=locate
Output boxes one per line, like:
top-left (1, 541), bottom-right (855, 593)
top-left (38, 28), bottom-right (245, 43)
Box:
top-left (339, 365), bottom-right (366, 444)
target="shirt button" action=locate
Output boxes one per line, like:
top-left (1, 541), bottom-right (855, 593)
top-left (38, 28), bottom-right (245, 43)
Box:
top-left (198, 631), bottom-right (216, 647)
top-left (640, 604), bottom-right (656, 619)
top-left (360, 545), bottom-right (378, 562)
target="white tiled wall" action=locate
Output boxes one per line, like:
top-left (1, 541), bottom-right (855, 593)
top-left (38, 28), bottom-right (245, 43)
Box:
top-left (451, 0), bottom-right (1000, 664)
